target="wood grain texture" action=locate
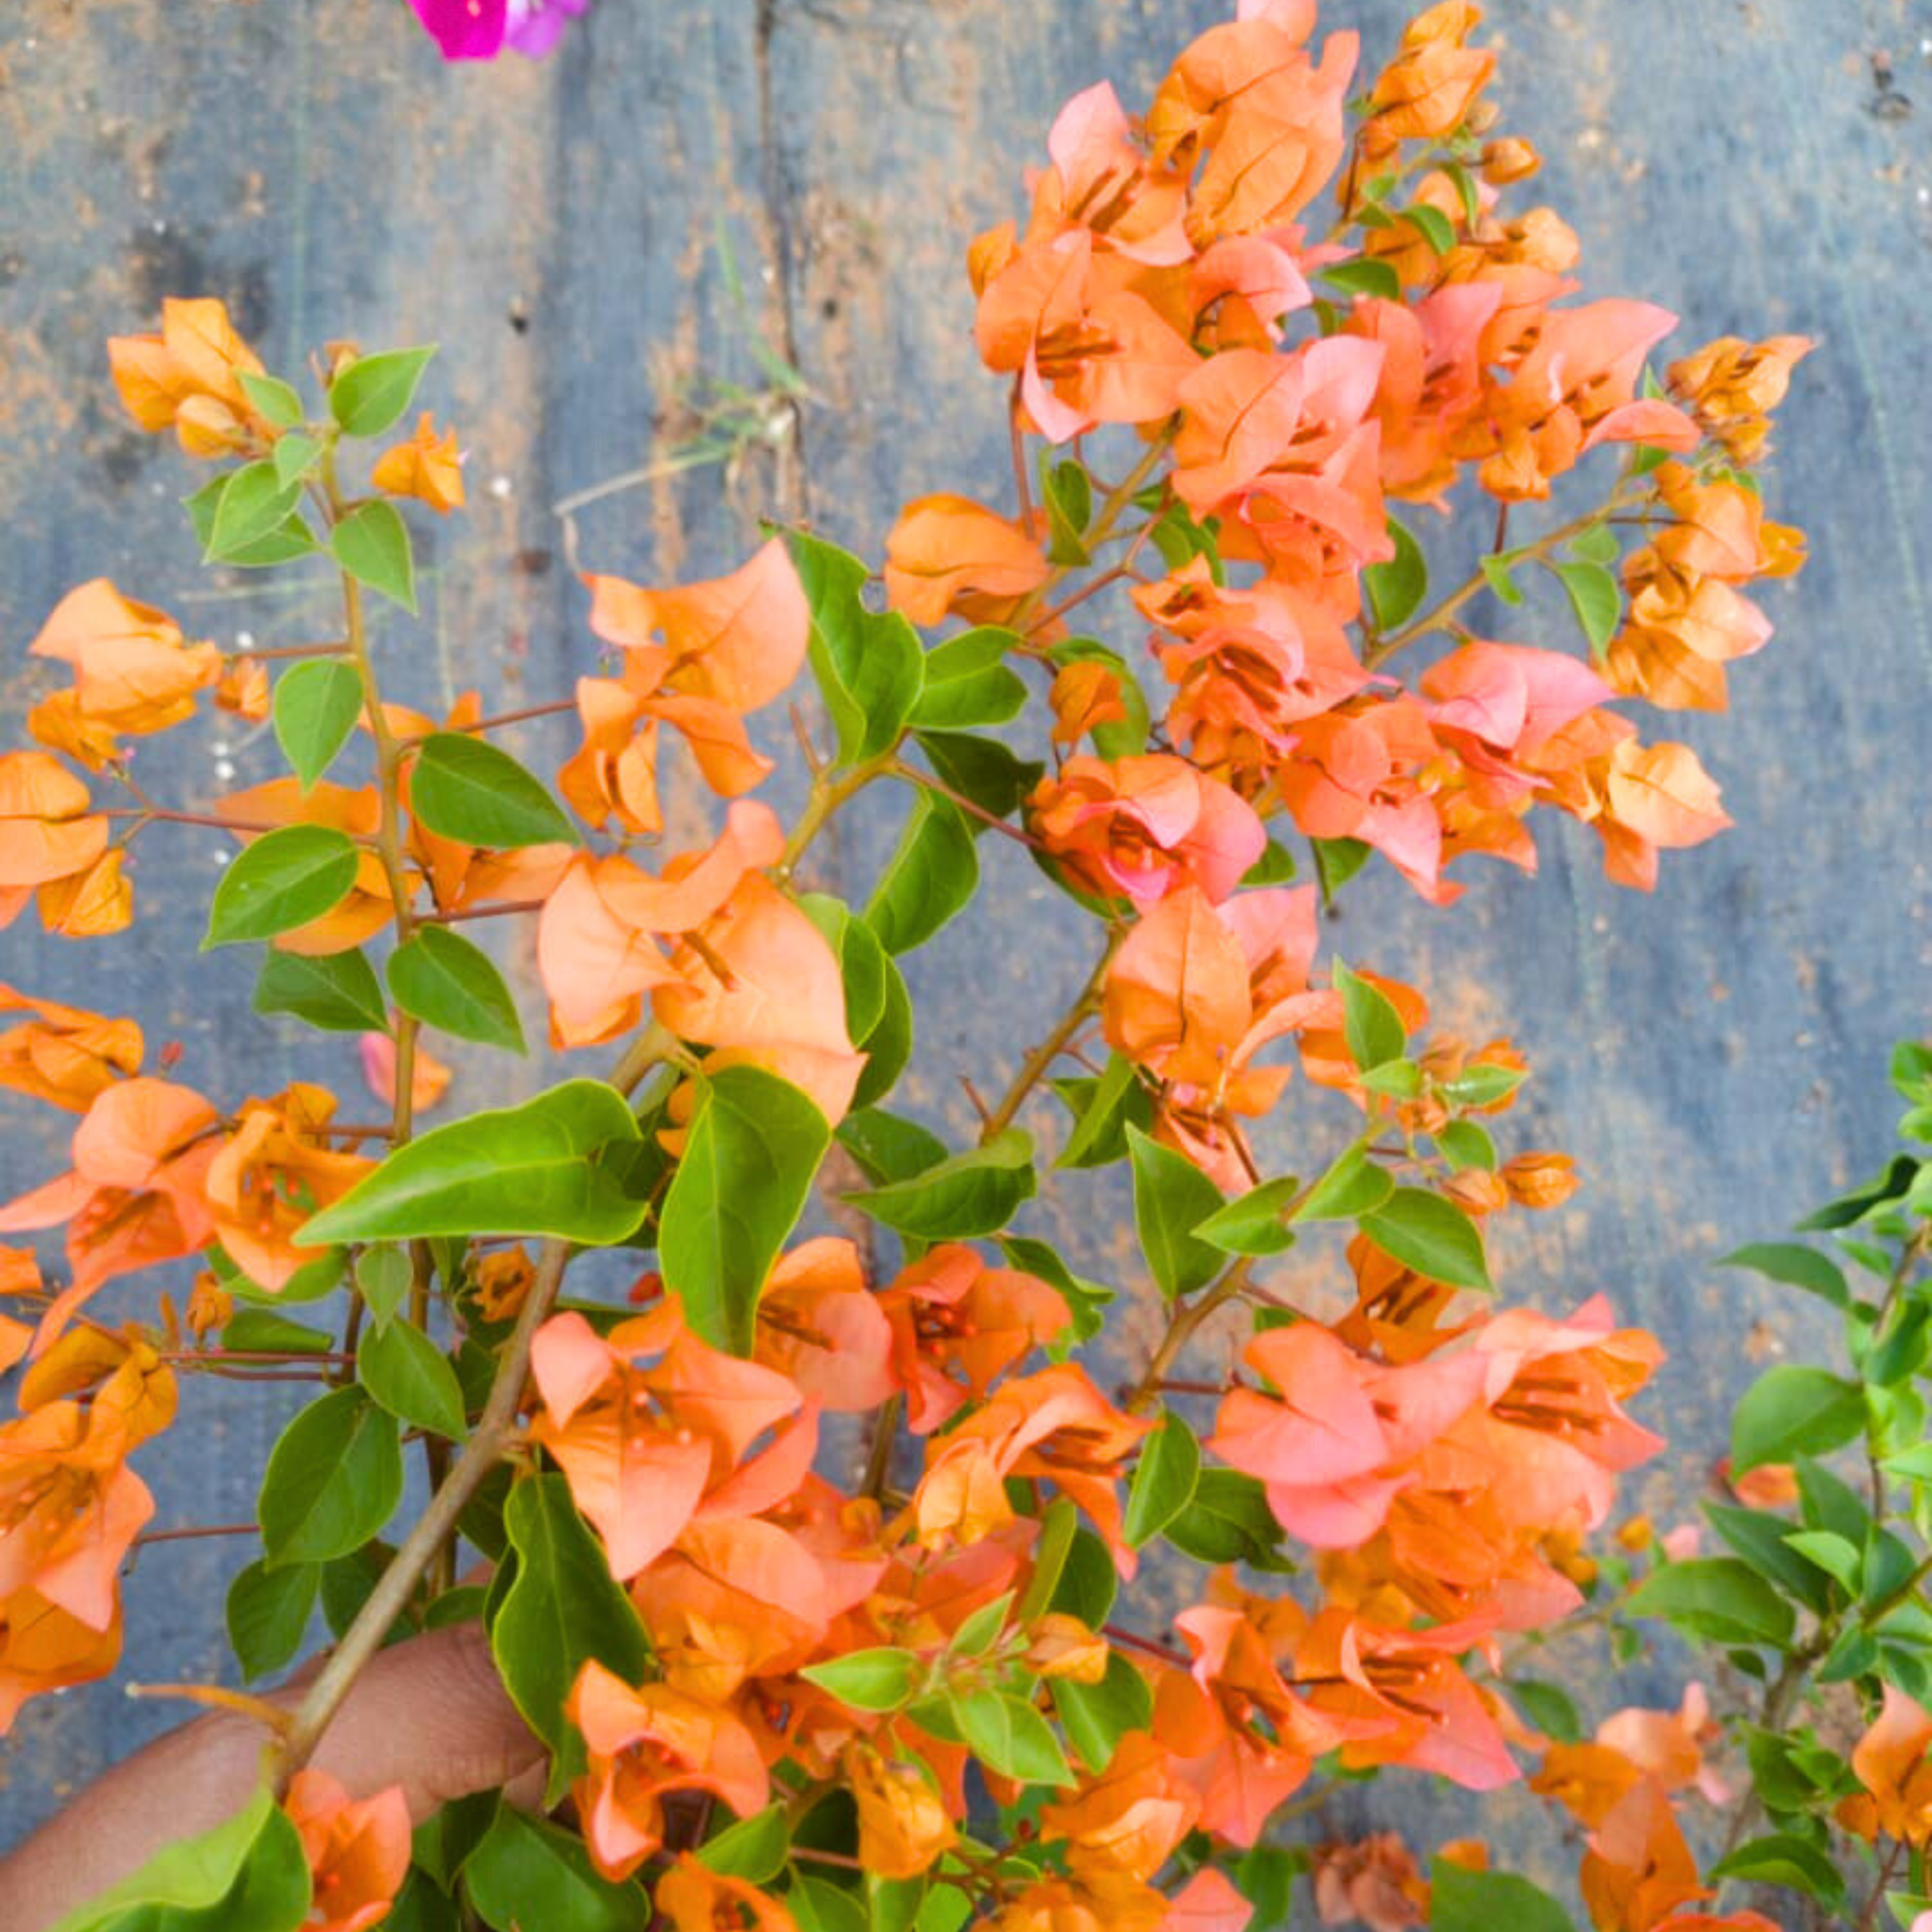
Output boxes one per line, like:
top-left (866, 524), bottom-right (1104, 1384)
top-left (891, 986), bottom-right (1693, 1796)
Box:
top-left (0, 0), bottom-right (1927, 1886)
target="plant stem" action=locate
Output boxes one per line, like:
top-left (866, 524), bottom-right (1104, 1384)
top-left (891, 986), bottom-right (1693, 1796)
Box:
top-left (979, 939), bottom-right (1119, 1141)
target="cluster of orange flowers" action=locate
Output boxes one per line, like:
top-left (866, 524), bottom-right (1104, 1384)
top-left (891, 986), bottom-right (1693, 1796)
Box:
top-left (0, 4), bottom-right (1826, 1930)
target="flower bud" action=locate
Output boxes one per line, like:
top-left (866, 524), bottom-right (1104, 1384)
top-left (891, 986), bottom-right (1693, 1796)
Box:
top-left (1480, 136), bottom-right (1540, 184)
top-left (1025, 1614), bottom-right (1111, 1684)
top-left (1502, 1151), bottom-right (1579, 1210)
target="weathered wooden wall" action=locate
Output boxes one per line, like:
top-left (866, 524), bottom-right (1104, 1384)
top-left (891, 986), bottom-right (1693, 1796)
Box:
top-left (1, 0), bottom-right (1927, 1888)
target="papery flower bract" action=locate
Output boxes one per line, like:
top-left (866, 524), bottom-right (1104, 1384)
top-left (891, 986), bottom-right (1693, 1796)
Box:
top-left (370, 413), bottom-right (465, 513)
top-left (756, 1236), bottom-right (898, 1414)
top-left (107, 297), bottom-right (268, 455)
top-left (284, 1771), bottom-right (411, 1932)
top-left (0, 985), bottom-right (143, 1113)
top-left (846, 1741), bottom-right (960, 1879)
top-left (1579, 1780), bottom-right (1707, 1931)
top-left (1310, 1833), bottom-right (1428, 1931)
top-left (884, 495), bottom-right (1052, 628)
top-left (1031, 754), bottom-right (1265, 909)
top-left (1837, 1684), bottom-right (1932, 1847)
top-left (0, 753), bottom-right (112, 927)
top-left (528, 1303), bottom-right (804, 1579)
top-left (1040, 1733), bottom-right (1199, 1880)
top-left (657, 1854), bottom-right (799, 1932)
top-left (568, 1658), bottom-right (771, 1882)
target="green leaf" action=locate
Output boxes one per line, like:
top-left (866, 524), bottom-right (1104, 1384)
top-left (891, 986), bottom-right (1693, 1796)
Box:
top-left (865, 791), bottom-right (979, 956)
top-left (1360, 1187), bottom-right (1493, 1292)
top-left (1720, 1242), bottom-right (1850, 1310)
top-left (388, 926), bottom-right (526, 1052)
top-left (1403, 203), bottom-right (1457, 254)
top-left (792, 1875), bottom-right (871, 1932)
top-left (1552, 559), bottom-right (1622, 654)
top-left (1364, 517), bottom-right (1427, 631)
top-left (1041, 456), bottom-right (1094, 564)
top-left (1704, 1502), bottom-right (1833, 1614)
top-left (1708, 1834), bottom-right (1846, 1905)
top-left (1054, 1649), bottom-right (1153, 1772)
top-left (837, 1107), bottom-right (949, 1187)
top-left (328, 345), bottom-right (436, 438)
top-left (240, 370), bottom-right (305, 428)
top-left (1783, 1529), bottom-right (1862, 1591)
top-left (914, 728), bottom-right (1043, 823)
top-left (1124, 1411), bottom-right (1201, 1548)
top-left (802, 1647), bottom-right (924, 1712)
top-left (953, 1689), bottom-right (1073, 1787)
top-left (1049, 1526), bottom-right (1119, 1627)
top-left (1127, 1126), bottom-right (1224, 1300)
top-left (225, 1309), bottom-right (334, 1354)
top-left (1568, 521), bottom-right (1623, 566)
top-left (272, 431), bottom-right (323, 489)
top-left (252, 946), bottom-right (389, 1034)
top-left (852, 948), bottom-right (914, 1111)
top-left (358, 1317), bottom-right (468, 1440)
top-left (258, 1388), bottom-right (403, 1566)
top-left (659, 1066), bottom-right (831, 1354)
top-left (204, 825), bottom-right (359, 948)
top-left (1054, 1054), bottom-right (1152, 1171)
top-left (1429, 1860), bottom-right (1573, 1932)
top-left (1436, 1120), bottom-right (1498, 1172)
top-left (1192, 1175), bottom-right (1301, 1257)
top-left (488, 1476), bottom-right (651, 1797)
top-left (1441, 1064), bottom-right (1526, 1109)
top-left (911, 627), bottom-right (1028, 730)
top-left (697, 1805), bottom-right (792, 1884)
top-left (271, 658), bottom-right (364, 792)
top-left (1319, 259), bottom-right (1402, 301)
top-left (1730, 1366), bottom-right (1866, 1472)
top-left (1312, 835), bottom-right (1373, 903)
top-left (206, 459), bottom-right (304, 563)
top-left (1629, 1557), bottom-right (1796, 1648)
top-left (409, 732), bottom-right (576, 850)
top-left (355, 1243), bottom-right (412, 1332)
top-left (1480, 553), bottom-right (1525, 607)
top-left (49, 1789), bottom-right (310, 1932)
top-left (226, 1558), bottom-right (319, 1682)
top-left (330, 499), bottom-right (417, 613)
top-left (998, 1235), bottom-right (1114, 1348)
top-left (787, 528), bottom-right (924, 761)
top-left (950, 1591), bottom-right (1013, 1661)
top-left (1797, 1155), bottom-right (1919, 1230)
top-left (1509, 1678), bottom-right (1583, 1744)
top-left (848, 1129), bottom-right (1037, 1239)
top-left (462, 1803), bottom-right (645, 1932)
top-left (1164, 1468), bottom-right (1291, 1570)
top-left (1333, 958), bottom-right (1406, 1071)
top-left (300, 1080), bottom-right (647, 1246)
top-left (1291, 1144), bottom-right (1392, 1223)
top-left (801, 894), bottom-right (889, 1045)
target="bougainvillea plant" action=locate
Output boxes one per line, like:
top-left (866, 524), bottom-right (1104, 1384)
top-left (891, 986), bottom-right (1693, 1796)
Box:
top-left (406, 0), bottom-right (590, 62)
top-left (12, 2), bottom-right (1923, 1929)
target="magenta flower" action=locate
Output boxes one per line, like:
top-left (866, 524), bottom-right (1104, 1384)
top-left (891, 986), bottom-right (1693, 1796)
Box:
top-left (409, 0), bottom-right (588, 60)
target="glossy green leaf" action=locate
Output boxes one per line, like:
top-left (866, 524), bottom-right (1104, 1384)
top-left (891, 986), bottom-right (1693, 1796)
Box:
top-left (952, 1688), bottom-right (1073, 1787)
top-left (49, 1788), bottom-right (309, 1932)
top-left (998, 1234), bottom-right (1114, 1348)
top-left (848, 1129), bottom-right (1037, 1239)
top-left (1364, 517), bottom-right (1428, 631)
top-left (462, 1803), bottom-right (645, 1932)
top-left (1704, 1502), bottom-right (1834, 1615)
top-left (788, 528), bottom-right (924, 761)
top-left (1719, 1241), bottom-right (1850, 1310)
top-left (272, 658), bottom-right (364, 792)
top-left (1334, 958), bottom-right (1407, 1071)
top-left (1055, 1053), bottom-right (1152, 1171)
top-left (865, 791), bottom-right (978, 955)
top-left (252, 946), bottom-right (388, 1034)
top-left (1731, 1366), bottom-right (1866, 1472)
top-left (224, 1309), bottom-right (334, 1354)
top-left (1509, 1678), bottom-right (1583, 1744)
top-left (1359, 1187), bottom-right (1493, 1292)
top-left (1429, 1860), bottom-right (1573, 1932)
top-left (1048, 1526), bottom-right (1119, 1628)
top-left (388, 926), bottom-right (526, 1052)
top-left (272, 430), bottom-right (323, 489)
top-left (696, 1805), bottom-right (792, 1884)
top-left (301, 1080), bottom-right (646, 1246)
top-left (1708, 1833), bottom-right (1846, 1905)
top-left (1312, 833), bottom-right (1373, 903)
top-left (1127, 1125), bottom-right (1224, 1300)
top-left (1552, 559), bottom-right (1622, 654)
top-left (226, 1558), bottom-right (319, 1682)
top-left (910, 627), bottom-right (1028, 730)
top-left (358, 1316), bottom-right (468, 1440)
top-left (1292, 1144), bottom-right (1392, 1223)
top-left (1123, 1409), bottom-right (1200, 1548)
top-left (915, 727), bottom-right (1043, 823)
top-left (330, 499), bottom-right (417, 613)
top-left (851, 947), bottom-right (914, 1111)
top-left (328, 345), bottom-right (436, 438)
top-left (1053, 1649), bottom-right (1153, 1773)
top-left (1629, 1557), bottom-right (1796, 1647)
top-left (409, 732), bottom-right (575, 849)
top-left (1193, 1175), bottom-right (1300, 1257)
top-left (1164, 1468), bottom-right (1291, 1570)
top-left (204, 825), bottom-right (359, 948)
top-left (206, 459), bottom-right (304, 563)
top-left (240, 370), bottom-right (305, 429)
top-left (1319, 259), bottom-right (1401, 301)
top-left (658, 1066), bottom-right (830, 1354)
top-left (837, 1107), bottom-right (949, 1187)
top-left (1404, 202), bottom-right (1457, 255)
top-left (258, 1388), bottom-right (402, 1567)
top-left (802, 1647), bottom-right (923, 1712)
top-left (489, 1475), bottom-right (651, 1797)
